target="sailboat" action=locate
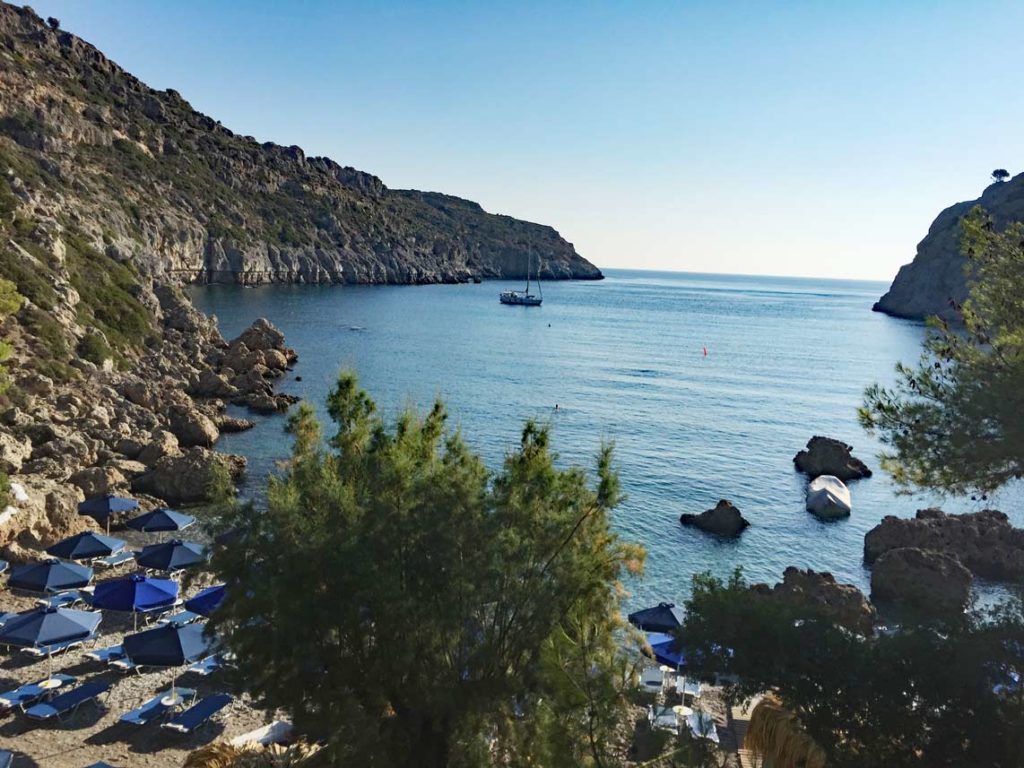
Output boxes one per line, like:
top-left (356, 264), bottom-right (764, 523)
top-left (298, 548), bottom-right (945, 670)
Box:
top-left (499, 253), bottom-right (543, 306)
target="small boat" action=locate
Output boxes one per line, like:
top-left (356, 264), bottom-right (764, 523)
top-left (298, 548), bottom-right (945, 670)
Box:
top-left (500, 253), bottom-right (543, 306)
top-left (806, 475), bottom-right (852, 519)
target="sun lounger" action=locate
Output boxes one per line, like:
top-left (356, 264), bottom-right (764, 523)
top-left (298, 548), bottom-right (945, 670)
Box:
top-left (94, 550), bottom-right (136, 569)
top-left (649, 704), bottom-right (678, 732)
top-left (186, 654), bottom-right (223, 677)
top-left (109, 657), bottom-right (141, 674)
top-left (0, 673), bottom-right (76, 711)
top-left (23, 636), bottom-right (90, 657)
top-left (84, 644), bottom-right (125, 663)
top-left (0, 559), bottom-right (7, 574)
top-left (0, 750), bottom-right (11, 768)
top-left (639, 666), bottom-right (665, 691)
top-left (35, 590), bottom-right (90, 610)
top-left (161, 693), bottom-right (232, 734)
top-left (0, 611), bottom-right (18, 628)
top-left (675, 676), bottom-right (701, 699)
top-left (157, 610), bottom-right (202, 629)
top-left (119, 687), bottom-right (196, 726)
top-left (686, 711), bottom-right (719, 744)
top-left (25, 680), bottom-right (110, 722)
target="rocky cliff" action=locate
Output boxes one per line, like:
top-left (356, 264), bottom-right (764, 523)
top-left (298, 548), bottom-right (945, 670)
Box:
top-left (0, 3), bottom-right (601, 287)
top-left (874, 172), bottom-right (1024, 320)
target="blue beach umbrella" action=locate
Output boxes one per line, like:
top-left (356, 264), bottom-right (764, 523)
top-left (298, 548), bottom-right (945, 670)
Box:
top-left (127, 508), bottom-right (195, 533)
top-left (184, 584), bottom-right (225, 617)
top-left (646, 632), bottom-right (686, 669)
top-left (123, 622), bottom-right (213, 700)
top-left (0, 606), bottom-right (101, 676)
top-left (628, 602), bottom-right (685, 633)
top-left (7, 559), bottom-right (93, 594)
top-left (135, 540), bottom-right (206, 572)
top-left (92, 574), bottom-right (179, 630)
top-left (78, 494), bottom-right (139, 533)
top-left (46, 531), bottom-right (126, 561)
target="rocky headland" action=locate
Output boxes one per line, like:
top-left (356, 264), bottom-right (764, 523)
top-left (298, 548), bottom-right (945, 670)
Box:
top-left (874, 172), bottom-right (1024, 321)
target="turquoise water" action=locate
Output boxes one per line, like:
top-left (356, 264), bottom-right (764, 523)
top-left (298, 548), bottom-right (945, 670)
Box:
top-left (190, 270), bottom-right (1020, 608)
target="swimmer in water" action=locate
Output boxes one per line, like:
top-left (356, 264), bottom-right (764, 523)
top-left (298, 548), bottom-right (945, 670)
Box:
top-left (554, 404), bottom-right (560, 411)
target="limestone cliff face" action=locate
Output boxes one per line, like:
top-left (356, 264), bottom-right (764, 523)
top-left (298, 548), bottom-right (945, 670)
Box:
top-left (874, 173), bottom-right (1024, 320)
top-left (0, 3), bottom-right (601, 286)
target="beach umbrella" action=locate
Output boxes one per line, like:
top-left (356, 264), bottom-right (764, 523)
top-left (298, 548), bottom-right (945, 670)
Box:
top-left (78, 494), bottom-right (139, 533)
top-left (135, 540), bottom-right (206, 572)
top-left (0, 606), bottom-right (102, 676)
top-left (46, 531), bottom-right (126, 561)
top-left (91, 574), bottom-right (179, 630)
top-left (628, 602), bottom-right (684, 633)
top-left (184, 584), bottom-right (225, 617)
top-left (647, 632), bottom-right (686, 669)
top-left (126, 507), bottom-right (195, 533)
top-left (7, 559), bottom-right (93, 594)
top-left (123, 623), bottom-right (213, 702)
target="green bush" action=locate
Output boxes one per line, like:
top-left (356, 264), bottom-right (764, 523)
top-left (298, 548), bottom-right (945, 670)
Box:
top-left (77, 331), bottom-right (112, 365)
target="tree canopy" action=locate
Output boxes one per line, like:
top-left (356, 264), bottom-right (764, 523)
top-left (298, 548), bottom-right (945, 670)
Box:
top-left (208, 372), bottom-right (644, 767)
top-left (992, 168), bottom-right (1010, 183)
top-left (679, 570), bottom-right (1024, 768)
top-left (861, 206), bottom-right (1024, 494)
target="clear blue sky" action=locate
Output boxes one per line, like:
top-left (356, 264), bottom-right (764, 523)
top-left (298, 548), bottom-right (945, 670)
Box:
top-left (24, 1), bottom-right (1024, 279)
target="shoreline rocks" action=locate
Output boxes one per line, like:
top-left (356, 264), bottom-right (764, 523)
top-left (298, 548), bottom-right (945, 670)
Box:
top-left (680, 499), bottom-right (750, 537)
top-left (794, 436), bottom-right (872, 481)
top-left (864, 508), bottom-right (1024, 582)
top-left (751, 567), bottom-right (876, 636)
top-left (870, 547), bottom-right (972, 615)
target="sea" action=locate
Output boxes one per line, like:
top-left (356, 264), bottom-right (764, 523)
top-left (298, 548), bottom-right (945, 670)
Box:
top-left (190, 269), bottom-right (1022, 610)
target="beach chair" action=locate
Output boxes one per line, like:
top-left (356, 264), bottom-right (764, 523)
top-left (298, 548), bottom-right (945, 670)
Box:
top-left (139, 599), bottom-right (184, 625)
top-left (0, 673), bottom-right (76, 711)
top-left (84, 644), bottom-right (125, 664)
top-left (639, 666), bottom-right (665, 692)
top-left (94, 550), bottom-right (136, 569)
top-left (0, 559), bottom-right (7, 574)
top-left (675, 676), bottom-right (701, 700)
top-left (24, 680), bottom-right (110, 722)
top-left (649, 704), bottom-right (679, 733)
top-left (161, 693), bottom-right (232, 734)
top-left (119, 687), bottom-right (196, 726)
top-left (0, 611), bottom-right (18, 628)
top-left (686, 711), bottom-right (720, 744)
top-left (0, 750), bottom-right (11, 768)
top-left (186, 654), bottom-right (223, 677)
top-left (157, 610), bottom-right (202, 629)
top-left (109, 657), bottom-right (141, 674)
top-left (23, 635), bottom-right (91, 658)
top-left (34, 590), bottom-right (89, 610)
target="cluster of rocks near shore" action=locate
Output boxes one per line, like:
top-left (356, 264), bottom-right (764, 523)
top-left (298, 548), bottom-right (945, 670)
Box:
top-left (0, 285), bottom-right (296, 563)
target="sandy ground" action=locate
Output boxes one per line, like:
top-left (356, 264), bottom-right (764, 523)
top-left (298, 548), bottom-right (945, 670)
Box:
top-left (0, 528), bottom-right (275, 768)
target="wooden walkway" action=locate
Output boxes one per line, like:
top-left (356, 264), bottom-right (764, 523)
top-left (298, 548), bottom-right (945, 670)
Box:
top-left (730, 698), bottom-right (762, 768)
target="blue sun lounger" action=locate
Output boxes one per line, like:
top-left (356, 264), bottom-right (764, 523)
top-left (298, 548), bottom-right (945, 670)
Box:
top-left (186, 654), bottom-right (223, 676)
top-left (94, 550), bottom-right (136, 569)
top-left (119, 688), bottom-right (196, 726)
top-left (161, 693), bottom-right (232, 734)
top-left (0, 674), bottom-right (76, 711)
top-left (157, 610), bottom-right (201, 629)
top-left (84, 644), bottom-right (125, 664)
top-left (0, 750), bottom-right (11, 768)
top-left (25, 680), bottom-right (110, 722)
top-left (34, 590), bottom-right (90, 610)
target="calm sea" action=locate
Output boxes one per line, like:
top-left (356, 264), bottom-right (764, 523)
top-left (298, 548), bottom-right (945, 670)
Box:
top-left (190, 270), bottom-right (1021, 609)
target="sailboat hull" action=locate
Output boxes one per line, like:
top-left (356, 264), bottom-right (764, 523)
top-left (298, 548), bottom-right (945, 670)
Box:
top-left (499, 291), bottom-right (542, 306)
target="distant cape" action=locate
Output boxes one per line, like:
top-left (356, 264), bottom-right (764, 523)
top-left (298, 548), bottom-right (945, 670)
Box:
top-left (874, 172), bottom-right (1024, 321)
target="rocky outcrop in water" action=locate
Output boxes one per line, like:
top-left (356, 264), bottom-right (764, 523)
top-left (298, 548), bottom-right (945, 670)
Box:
top-left (870, 547), bottom-right (972, 616)
top-left (793, 436), bottom-right (872, 481)
top-left (0, 3), bottom-right (601, 287)
top-left (864, 508), bottom-right (1024, 582)
top-left (680, 499), bottom-right (749, 537)
top-left (874, 173), bottom-right (1024, 320)
top-left (751, 567), bottom-right (876, 636)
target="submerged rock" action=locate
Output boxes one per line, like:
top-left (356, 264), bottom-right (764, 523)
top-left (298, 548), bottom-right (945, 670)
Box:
top-left (794, 436), bottom-right (872, 481)
top-left (680, 499), bottom-right (750, 537)
top-left (752, 567), bottom-right (877, 635)
top-left (864, 508), bottom-right (1024, 582)
top-left (870, 547), bottom-right (972, 615)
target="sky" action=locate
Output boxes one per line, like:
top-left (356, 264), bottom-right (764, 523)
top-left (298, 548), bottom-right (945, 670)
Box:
top-left (22, 1), bottom-right (1024, 280)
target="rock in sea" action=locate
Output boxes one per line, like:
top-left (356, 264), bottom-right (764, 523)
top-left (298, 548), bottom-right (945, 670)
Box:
top-left (806, 475), bottom-right (851, 519)
top-left (680, 499), bottom-right (750, 537)
top-left (793, 436), bottom-right (872, 481)
top-left (870, 547), bottom-right (972, 616)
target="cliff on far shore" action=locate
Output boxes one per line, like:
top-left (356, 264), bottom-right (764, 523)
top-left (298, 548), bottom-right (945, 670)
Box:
top-left (0, 3), bottom-right (601, 286)
top-left (874, 171), bottom-right (1024, 321)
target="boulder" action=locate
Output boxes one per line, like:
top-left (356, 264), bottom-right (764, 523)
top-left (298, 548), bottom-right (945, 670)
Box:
top-left (864, 508), bottom-right (1024, 582)
top-left (69, 465), bottom-right (128, 497)
top-left (806, 475), bottom-right (852, 519)
top-left (114, 437), bottom-right (145, 459)
top-left (137, 429), bottom-right (180, 466)
top-left (168, 404), bottom-right (219, 448)
top-left (132, 447), bottom-right (245, 504)
top-left (238, 391), bottom-right (298, 414)
top-left (232, 318), bottom-right (287, 354)
top-left (0, 476), bottom-right (90, 553)
top-left (870, 547), bottom-right (972, 615)
top-left (793, 436), bottom-right (872, 481)
top-left (191, 368), bottom-right (239, 399)
top-left (0, 430), bottom-right (33, 473)
top-left (752, 567), bottom-right (877, 635)
top-left (680, 499), bottom-right (749, 537)
top-left (218, 416), bottom-right (255, 433)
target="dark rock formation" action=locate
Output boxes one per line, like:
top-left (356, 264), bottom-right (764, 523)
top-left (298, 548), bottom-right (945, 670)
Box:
top-left (794, 436), bottom-right (872, 481)
top-left (132, 447), bottom-right (245, 505)
top-left (751, 567), bottom-right (877, 635)
top-left (0, 3), bottom-right (602, 286)
top-left (680, 499), bottom-right (750, 537)
top-left (864, 508), bottom-right (1024, 582)
top-left (870, 547), bottom-right (972, 615)
top-left (875, 172), bottom-right (1024, 321)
